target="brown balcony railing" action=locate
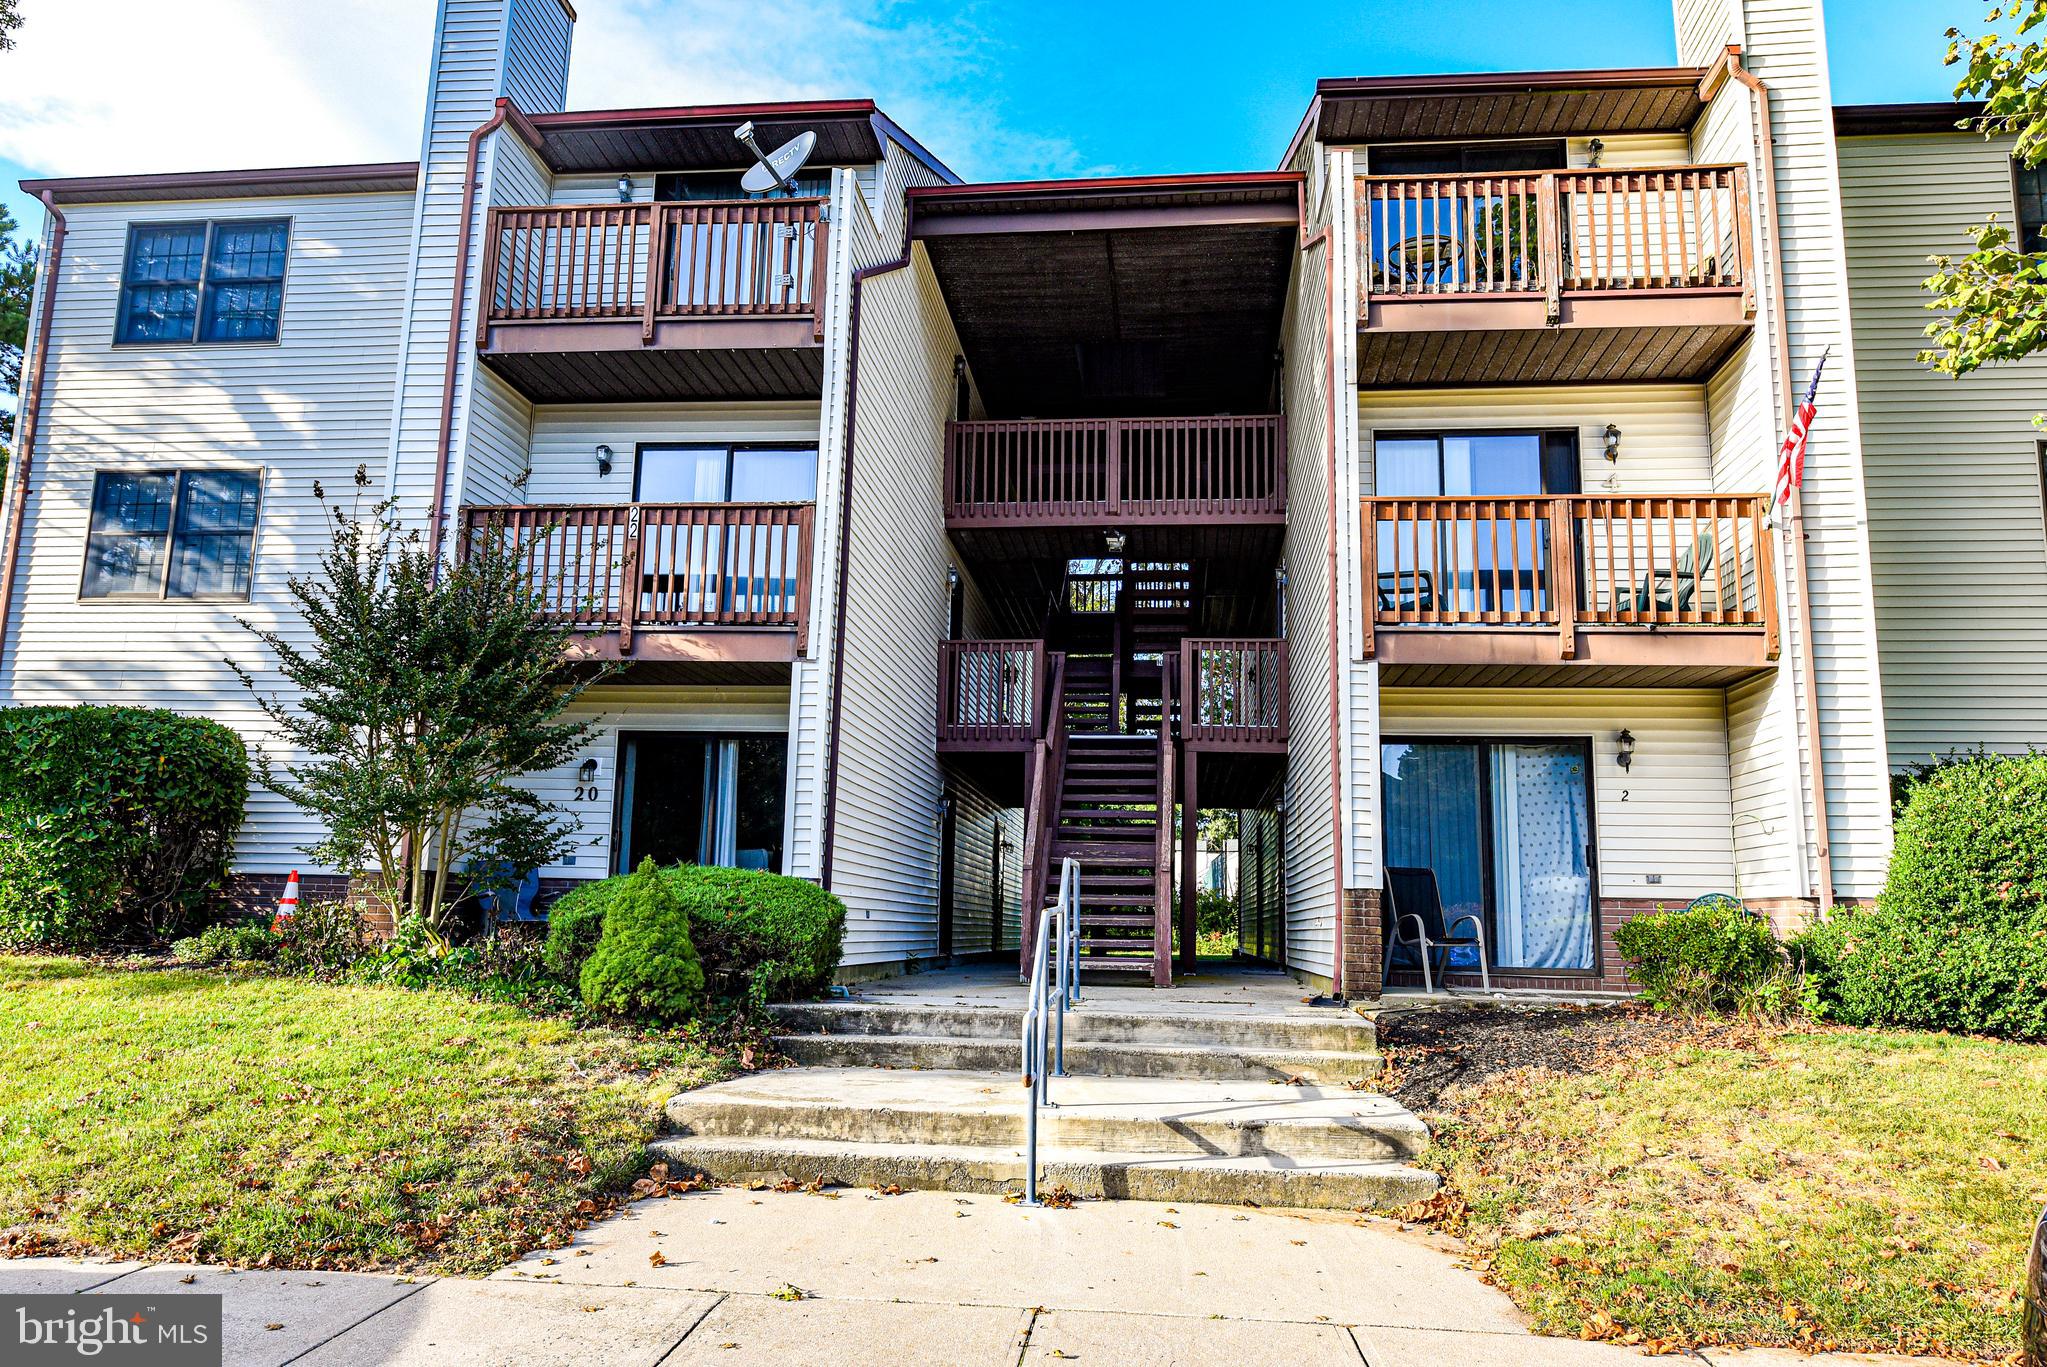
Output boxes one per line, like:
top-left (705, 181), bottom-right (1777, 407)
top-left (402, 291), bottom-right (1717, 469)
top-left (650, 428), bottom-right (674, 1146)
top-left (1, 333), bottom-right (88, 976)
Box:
top-left (482, 199), bottom-right (828, 336)
top-left (1357, 166), bottom-right (1752, 312)
top-left (1180, 639), bottom-right (1289, 748)
top-left (938, 639), bottom-right (1049, 748)
top-left (461, 501), bottom-right (813, 652)
top-left (945, 415), bottom-right (1285, 523)
top-left (1362, 494), bottom-right (1778, 659)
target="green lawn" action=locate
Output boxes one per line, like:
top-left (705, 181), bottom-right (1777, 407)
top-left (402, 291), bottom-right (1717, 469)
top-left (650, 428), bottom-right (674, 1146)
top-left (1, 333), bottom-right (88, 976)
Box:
top-left (1419, 1024), bottom-right (2046, 1359)
top-left (0, 956), bottom-right (733, 1274)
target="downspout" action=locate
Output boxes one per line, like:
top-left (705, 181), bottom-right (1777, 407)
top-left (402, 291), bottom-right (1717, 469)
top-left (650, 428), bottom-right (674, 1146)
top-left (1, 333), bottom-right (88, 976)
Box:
top-left (0, 191), bottom-right (68, 677)
top-left (817, 196), bottom-right (917, 891)
top-left (1703, 46), bottom-right (1835, 909)
top-left (1296, 172), bottom-right (1348, 995)
top-left (428, 98), bottom-right (511, 563)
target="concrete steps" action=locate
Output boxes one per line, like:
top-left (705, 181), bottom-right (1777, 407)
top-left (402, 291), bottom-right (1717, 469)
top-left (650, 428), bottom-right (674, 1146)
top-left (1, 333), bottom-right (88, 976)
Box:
top-left (775, 1033), bottom-right (1383, 1083)
top-left (770, 1000), bottom-right (1379, 1052)
top-left (655, 1068), bottom-right (1437, 1212)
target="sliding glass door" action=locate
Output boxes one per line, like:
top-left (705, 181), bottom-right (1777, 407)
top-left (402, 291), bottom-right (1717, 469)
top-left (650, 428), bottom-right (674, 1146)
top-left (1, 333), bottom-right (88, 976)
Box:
top-left (1382, 738), bottom-right (1596, 973)
top-left (616, 732), bottom-right (787, 874)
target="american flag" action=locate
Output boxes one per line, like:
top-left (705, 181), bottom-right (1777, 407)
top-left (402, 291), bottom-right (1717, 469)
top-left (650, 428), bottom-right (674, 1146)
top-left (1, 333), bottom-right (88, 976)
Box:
top-left (1774, 350), bottom-right (1828, 507)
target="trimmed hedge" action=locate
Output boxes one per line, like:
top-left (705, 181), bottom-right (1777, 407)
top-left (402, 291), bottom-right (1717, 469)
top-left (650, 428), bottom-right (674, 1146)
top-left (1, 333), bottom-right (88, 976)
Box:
top-left (1614, 897), bottom-right (1787, 1014)
top-left (546, 863), bottom-right (845, 1009)
top-left (171, 921), bottom-right (278, 965)
top-left (0, 705), bottom-right (248, 949)
top-left (578, 858), bottom-right (704, 1023)
top-left (1797, 753), bottom-right (2047, 1039)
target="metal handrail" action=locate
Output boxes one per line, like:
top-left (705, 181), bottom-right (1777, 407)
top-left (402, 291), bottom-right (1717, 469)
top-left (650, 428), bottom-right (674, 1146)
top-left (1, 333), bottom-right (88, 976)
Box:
top-left (1019, 857), bottom-right (1081, 1208)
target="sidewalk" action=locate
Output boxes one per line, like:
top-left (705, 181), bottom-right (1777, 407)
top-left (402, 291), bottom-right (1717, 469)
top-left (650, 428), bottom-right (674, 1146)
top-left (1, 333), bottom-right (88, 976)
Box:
top-left (0, 1189), bottom-right (1950, 1365)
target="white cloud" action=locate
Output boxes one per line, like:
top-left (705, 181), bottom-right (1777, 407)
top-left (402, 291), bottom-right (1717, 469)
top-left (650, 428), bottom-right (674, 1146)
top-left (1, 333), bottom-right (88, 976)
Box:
top-left (0, 0), bottom-right (1105, 184)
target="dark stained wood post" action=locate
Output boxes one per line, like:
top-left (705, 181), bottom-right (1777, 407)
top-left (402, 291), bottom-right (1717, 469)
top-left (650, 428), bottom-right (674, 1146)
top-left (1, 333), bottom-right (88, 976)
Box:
top-left (1359, 499), bottom-right (1377, 659)
top-left (1550, 496), bottom-right (1578, 660)
top-left (1179, 745), bottom-right (1199, 978)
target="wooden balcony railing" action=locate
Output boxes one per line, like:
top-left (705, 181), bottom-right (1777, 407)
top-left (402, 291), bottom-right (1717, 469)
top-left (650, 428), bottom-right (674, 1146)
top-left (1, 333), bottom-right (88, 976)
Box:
top-left (938, 639), bottom-right (1049, 748)
top-left (1357, 166), bottom-right (1752, 317)
top-left (483, 199), bottom-right (828, 337)
top-left (461, 501), bottom-right (814, 652)
top-left (945, 415), bottom-right (1285, 523)
top-left (1362, 494), bottom-right (1778, 660)
top-left (1181, 639), bottom-right (1289, 748)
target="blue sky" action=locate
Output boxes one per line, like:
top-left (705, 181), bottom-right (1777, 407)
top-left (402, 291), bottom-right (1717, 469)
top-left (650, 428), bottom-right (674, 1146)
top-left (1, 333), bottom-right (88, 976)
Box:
top-left (0, 0), bottom-right (1975, 244)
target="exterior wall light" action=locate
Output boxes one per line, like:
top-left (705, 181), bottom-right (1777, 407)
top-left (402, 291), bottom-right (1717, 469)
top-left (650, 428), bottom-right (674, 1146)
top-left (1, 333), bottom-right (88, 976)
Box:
top-left (1603, 423), bottom-right (1622, 462)
top-left (616, 174), bottom-right (633, 203)
top-left (577, 758), bottom-right (599, 784)
top-left (1104, 528), bottom-right (1127, 554)
top-left (595, 444), bottom-right (614, 478)
top-left (1587, 138), bottom-right (1605, 169)
top-left (1616, 728), bottom-right (1636, 772)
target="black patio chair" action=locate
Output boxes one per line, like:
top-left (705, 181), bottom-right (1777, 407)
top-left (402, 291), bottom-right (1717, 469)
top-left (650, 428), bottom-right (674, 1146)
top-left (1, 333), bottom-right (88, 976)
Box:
top-left (1383, 866), bottom-right (1491, 993)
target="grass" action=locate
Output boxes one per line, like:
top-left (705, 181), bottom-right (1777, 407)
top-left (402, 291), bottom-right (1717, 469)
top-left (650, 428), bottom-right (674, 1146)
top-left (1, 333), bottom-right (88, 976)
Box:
top-left (0, 955), bottom-right (735, 1275)
top-left (1417, 1021), bottom-right (2047, 1359)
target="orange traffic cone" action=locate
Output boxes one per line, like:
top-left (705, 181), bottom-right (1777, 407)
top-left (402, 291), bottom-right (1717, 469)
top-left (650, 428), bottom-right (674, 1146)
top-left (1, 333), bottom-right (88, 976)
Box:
top-left (272, 870), bottom-right (301, 932)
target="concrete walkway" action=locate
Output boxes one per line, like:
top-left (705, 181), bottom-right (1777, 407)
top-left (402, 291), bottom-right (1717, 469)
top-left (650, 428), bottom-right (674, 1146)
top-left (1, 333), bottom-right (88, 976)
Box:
top-left (2, 1190), bottom-right (1940, 1365)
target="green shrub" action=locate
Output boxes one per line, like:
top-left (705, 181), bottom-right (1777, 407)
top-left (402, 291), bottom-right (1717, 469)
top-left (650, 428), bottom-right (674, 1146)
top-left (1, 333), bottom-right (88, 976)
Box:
top-left (1614, 898), bottom-right (1788, 1014)
top-left (1798, 753), bottom-right (2047, 1039)
top-left (1196, 888), bottom-right (1237, 939)
top-left (578, 859), bottom-right (704, 1023)
top-left (0, 705), bottom-right (249, 949)
top-left (544, 864), bottom-right (844, 1009)
top-left (541, 886), bottom-right (608, 982)
top-left (275, 900), bottom-right (373, 979)
top-left (170, 921), bottom-right (278, 965)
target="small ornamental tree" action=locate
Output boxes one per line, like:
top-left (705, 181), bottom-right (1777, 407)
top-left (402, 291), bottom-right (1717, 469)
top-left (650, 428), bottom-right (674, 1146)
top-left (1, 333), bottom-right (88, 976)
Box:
top-left (1921, 1), bottom-right (2047, 411)
top-left (235, 469), bottom-right (603, 937)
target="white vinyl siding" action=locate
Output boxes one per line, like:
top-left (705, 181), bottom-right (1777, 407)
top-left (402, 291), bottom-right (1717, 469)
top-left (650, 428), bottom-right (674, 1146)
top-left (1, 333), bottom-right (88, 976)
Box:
top-left (522, 403), bottom-right (823, 505)
top-left (1380, 688), bottom-right (1739, 902)
top-left (946, 781), bottom-right (1022, 956)
top-left (0, 190), bottom-right (415, 872)
top-left (821, 233), bottom-right (967, 968)
top-left (1281, 144), bottom-right (1339, 984)
top-left (1840, 130), bottom-right (2047, 765)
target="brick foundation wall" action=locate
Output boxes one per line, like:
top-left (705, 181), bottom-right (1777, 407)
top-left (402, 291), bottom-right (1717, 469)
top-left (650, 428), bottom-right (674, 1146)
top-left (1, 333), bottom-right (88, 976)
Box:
top-left (1340, 887), bottom-right (1384, 1001)
top-left (222, 873), bottom-right (396, 937)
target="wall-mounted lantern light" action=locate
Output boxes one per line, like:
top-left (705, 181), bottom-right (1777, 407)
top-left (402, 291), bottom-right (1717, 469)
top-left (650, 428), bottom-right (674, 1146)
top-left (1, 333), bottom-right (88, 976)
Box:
top-left (1587, 138), bottom-right (1606, 169)
top-left (595, 444), bottom-right (614, 478)
top-left (577, 758), bottom-right (599, 784)
top-left (616, 174), bottom-right (634, 203)
top-left (1104, 528), bottom-right (1127, 555)
top-left (1616, 728), bottom-right (1636, 772)
top-left (1603, 423), bottom-right (1623, 463)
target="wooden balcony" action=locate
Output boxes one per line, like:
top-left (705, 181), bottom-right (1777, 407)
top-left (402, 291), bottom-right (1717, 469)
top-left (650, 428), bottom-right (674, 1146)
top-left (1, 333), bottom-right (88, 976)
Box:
top-left (461, 501), bottom-right (813, 666)
top-left (1181, 639), bottom-right (1288, 752)
top-left (1356, 166), bottom-right (1756, 386)
top-left (1362, 494), bottom-right (1778, 686)
top-left (937, 639), bottom-right (1050, 752)
top-left (476, 200), bottom-right (829, 402)
top-left (943, 415), bottom-right (1286, 565)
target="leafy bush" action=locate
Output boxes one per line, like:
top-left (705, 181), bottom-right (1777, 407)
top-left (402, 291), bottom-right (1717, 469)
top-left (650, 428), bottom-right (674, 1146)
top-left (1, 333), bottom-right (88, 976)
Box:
top-left (545, 864), bottom-right (845, 1009)
top-left (0, 705), bottom-right (248, 949)
top-left (1196, 888), bottom-right (1237, 939)
top-left (170, 921), bottom-right (278, 965)
top-left (1615, 898), bottom-right (1789, 1014)
top-left (578, 859), bottom-right (704, 1023)
top-left (275, 900), bottom-right (373, 979)
top-left (1797, 753), bottom-right (2047, 1039)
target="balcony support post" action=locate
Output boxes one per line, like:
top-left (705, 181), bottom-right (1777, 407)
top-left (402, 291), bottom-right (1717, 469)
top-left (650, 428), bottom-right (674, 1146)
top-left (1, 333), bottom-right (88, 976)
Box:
top-left (1359, 501), bottom-right (1377, 659)
top-left (641, 202), bottom-right (663, 343)
top-left (617, 506), bottom-right (643, 655)
top-left (1548, 497), bottom-right (1578, 660)
top-left (1537, 173), bottom-right (1563, 325)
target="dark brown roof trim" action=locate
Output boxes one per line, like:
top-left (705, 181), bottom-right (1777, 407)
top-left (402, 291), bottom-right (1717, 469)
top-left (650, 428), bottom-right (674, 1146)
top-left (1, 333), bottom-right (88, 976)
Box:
top-left (1833, 101), bottom-right (1988, 137)
top-left (1315, 66), bottom-right (1707, 99)
top-left (911, 170), bottom-right (1302, 208)
top-left (20, 161), bottom-right (419, 204)
top-left (522, 98), bottom-right (954, 182)
top-left (1304, 65), bottom-right (1709, 152)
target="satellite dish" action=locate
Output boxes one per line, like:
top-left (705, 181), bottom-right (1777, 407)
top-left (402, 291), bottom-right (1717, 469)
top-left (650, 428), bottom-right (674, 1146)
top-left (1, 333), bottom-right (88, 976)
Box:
top-left (735, 121), bottom-right (817, 196)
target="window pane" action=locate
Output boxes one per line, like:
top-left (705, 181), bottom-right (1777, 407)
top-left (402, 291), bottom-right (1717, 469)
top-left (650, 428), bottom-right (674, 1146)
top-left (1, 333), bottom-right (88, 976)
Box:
top-left (729, 446), bottom-right (818, 501)
top-left (2017, 160), bottom-right (2047, 252)
top-left (1488, 743), bottom-right (1594, 970)
top-left (637, 447), bottom-right (729, 501)
top-left (167, 472), bottom-right (261, 598)
top-left (81, 473), bottom-right (175, 597)
top-left (199, 221), bottom-right (288, 342)
top-left (125, 226), bottom-right (206, 284)
top-left (1374, 437), bottom-right (1442, 496)
top-left (119, 226), bottom-right (205, 344)
top-left (206, 221), bottom-right (289, 280)
top-left (1442, 433), bottom-right (1542, 495)
top-left (120, 284), bottom-right (200, 343)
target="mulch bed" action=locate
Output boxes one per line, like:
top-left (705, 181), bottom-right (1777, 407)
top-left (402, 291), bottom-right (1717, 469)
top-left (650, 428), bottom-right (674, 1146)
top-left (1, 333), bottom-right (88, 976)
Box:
top-left (1375, 1003), bottom-right (1729, 1113)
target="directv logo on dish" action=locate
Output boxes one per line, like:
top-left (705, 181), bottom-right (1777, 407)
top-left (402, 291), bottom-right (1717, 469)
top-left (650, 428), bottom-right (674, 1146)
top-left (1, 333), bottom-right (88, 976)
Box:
top-left (3, 1295), bottom-right (220, 1365)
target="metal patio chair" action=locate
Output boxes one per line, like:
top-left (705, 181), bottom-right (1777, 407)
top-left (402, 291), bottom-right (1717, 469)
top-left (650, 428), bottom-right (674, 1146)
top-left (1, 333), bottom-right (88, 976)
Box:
top-left (1383, 865), bottom-right (1491, 993)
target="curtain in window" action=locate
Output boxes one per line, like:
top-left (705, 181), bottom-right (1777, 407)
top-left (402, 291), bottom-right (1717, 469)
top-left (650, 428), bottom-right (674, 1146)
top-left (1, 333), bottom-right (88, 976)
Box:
top-left (1488, 743), bottom-right (1594, 970)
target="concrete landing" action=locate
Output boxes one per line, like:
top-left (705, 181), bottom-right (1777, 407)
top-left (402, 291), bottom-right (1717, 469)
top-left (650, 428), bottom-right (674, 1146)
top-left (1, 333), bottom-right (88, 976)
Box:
top-left (656, 1066), bottom-right (1438, 1211)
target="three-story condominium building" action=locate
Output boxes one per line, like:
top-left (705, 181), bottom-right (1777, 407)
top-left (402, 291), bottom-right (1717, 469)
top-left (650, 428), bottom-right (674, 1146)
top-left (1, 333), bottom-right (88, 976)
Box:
top-left (1, 0), bottom-right (2028, 999)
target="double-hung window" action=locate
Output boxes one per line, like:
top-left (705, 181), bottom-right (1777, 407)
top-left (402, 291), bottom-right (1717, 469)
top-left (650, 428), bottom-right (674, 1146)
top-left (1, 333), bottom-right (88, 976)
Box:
top-left (82, 470), bottom-right (263, 600)
top-left (117, 219), bottom-right (290, 345)
top-left (2016, 158), bottom-right (2047, 253)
